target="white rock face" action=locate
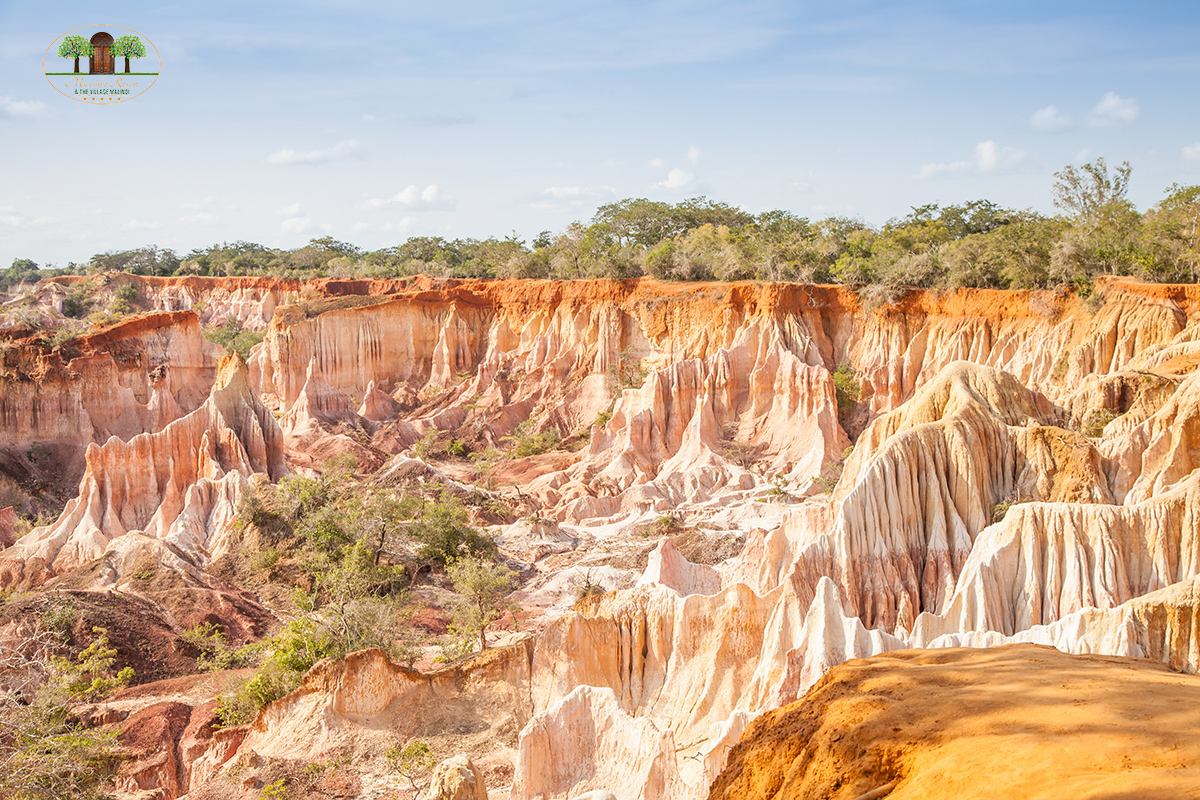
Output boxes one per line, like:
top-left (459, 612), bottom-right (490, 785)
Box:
top-left (0, 354), bottom-right (286, 587)
top-left (511, 686), bottom-right (684, 800)
top-left (638, 537), bottom-right (721, 597)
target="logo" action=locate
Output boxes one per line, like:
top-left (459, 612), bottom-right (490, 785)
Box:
top-left (44, 25), bottom-right (161, 104)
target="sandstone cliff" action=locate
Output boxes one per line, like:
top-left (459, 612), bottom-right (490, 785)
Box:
top-left (0, 354), bottom-right (285, 588)
top-left (4, 275), bottom-right (1200, 800)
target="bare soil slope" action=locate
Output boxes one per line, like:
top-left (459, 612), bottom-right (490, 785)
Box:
top-left (711, 644), bottom-right (1200, 800)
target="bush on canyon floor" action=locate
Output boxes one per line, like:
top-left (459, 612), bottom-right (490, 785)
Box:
top-left (386, 740), bottom-right (436, 796)
top-left (0, 627), bottom-right (132, 799)
top-left (406, 490), bottom-right (498, 567)
top-left (218, 462), bottom-right (456, 725)
top-left (411, 430), bottom-right (471, 461)
top-left (503, 420), bottom-right (563, 458)
top-left (442, 555), bottom-right (518, 657)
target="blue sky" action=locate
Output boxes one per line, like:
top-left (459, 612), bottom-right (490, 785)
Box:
top-left (2, 1), bottom-right (1199, 267)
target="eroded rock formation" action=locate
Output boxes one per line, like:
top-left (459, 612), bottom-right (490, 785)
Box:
top-left (0, 353), bottom-right (285, 589)
top-left (5, 275), bottom-right (1200, 800)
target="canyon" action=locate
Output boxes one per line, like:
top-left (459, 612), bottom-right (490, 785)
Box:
top-left (2, 272), bottom-right (1200, 799)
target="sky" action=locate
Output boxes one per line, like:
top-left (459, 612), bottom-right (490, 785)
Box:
top-left (2, 1), bottom-right (1199, 268)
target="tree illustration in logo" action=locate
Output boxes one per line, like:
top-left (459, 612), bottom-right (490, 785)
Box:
top-left (111, 35), bottom-right (147, 73)
top-left (57, 35), bottom-right (93, 74)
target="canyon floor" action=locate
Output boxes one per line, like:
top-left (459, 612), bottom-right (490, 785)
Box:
top-left (2, 273), bottom-right (1200, 799)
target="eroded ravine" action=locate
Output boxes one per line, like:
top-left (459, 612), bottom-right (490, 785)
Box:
top-left (4, 275), bottom-right (1200, 798)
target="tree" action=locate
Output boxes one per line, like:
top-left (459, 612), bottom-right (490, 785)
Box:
top-left (446, 556), bottom-right (516, 652)
top-left (406, 491), bottom-right (497, 566)
top-left (591, 198), bottom-right (678, 248)
top-left (57, 36), bottom-right (92, 74)
top-left (2, 259), bottom-right (39, 290)
top-left (110, 35), bottom-right (146, 73)
top-left (1051, 157), bottom-right (1132, 220)
top-left (386, 741), bottom-right (436, 796)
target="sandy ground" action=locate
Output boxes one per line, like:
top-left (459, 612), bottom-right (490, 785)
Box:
top-left (711, 644), bottom-right (1200, 800)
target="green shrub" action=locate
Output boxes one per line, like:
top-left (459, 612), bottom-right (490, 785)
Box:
top-left (0, 627), bottom-right (126, 800)
top-left (260, 778), bottom-right (289, 800)
top-left (386, 741), bottom-right (436, 796)
top-left (204, 316), bottom-right (264, 360)
top-left (444, 556), bottom-right (517, 654)
top-left (407, 492), bottom-right (497, 566)
top-left (181, 622), bottom-right (253, 672)
top-left (812, 446), bottom-right (854, 495)
top-left (504, 420), bottom-right (562, 458)
top-left (831, 362), bottom-right (861, 421)
top-left (110, 282), bottom-right (137, 312)
top-left (991, 489), bottom-right (1028, 524)
top-left (38, 596), bottom-right (77, 643)
top-left (46, 325), bottom-right (86, 348)
top-left (50, 628), bottom-right (135, 703)
top-left (1083, 407), bottom-right (1118, 437)
top-left (253, 547), bottom-right (281, 572)
top-left (607, 346), bottom-right (648, 395)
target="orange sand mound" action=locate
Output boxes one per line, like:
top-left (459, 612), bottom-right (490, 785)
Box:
top-left (711, 644), bottom-right (1200, 800)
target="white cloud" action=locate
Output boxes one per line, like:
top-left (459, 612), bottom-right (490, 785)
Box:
top-left (0, 207), bottom-right (54, 227)
top-left (351, 222), bottom-right (370, 233)
top-left (542, 186), bottom-right (616, 200)
top-left (280, 217), bottom-right (313, 234)
top-left (266, 139), bottom-right (361, 166)
top-left (120, 219), bottom-right (160, 231)
top-left (653, 168), bottom-right (695, 190)
top-left (362, 184), bottom-right (455, 211)
top-left (180, 196), bottom-right (214, 210)
top-left (383, 218), bottom-right (416, 234)
top-left (1089, 92), bottom-right (1139, 127)
top-left (362, 114), bottom-right (375, 122)
top-left (278, 203), bottom-right (302, 216)
top-left (0, 97), bottom-right (47, 119)
top-left (647, 158), bottom-right (665, 168)
top-left (528, 185), bottom-right (618, 211)
top-left (1029, 105), bottom-right (1070, 133)
top-left (919, 140), bottom-right (1026, 179)
top-left (918, 159), bottom-right (971, 180)
top-left (975, 140), bottom-right (1025, 172)
top-left (178, 212), bottom-right (219, 225)
top-left (1183, 143), bottom-right (1200, 161)
top-left (686, 146), bottom-right (702, 165)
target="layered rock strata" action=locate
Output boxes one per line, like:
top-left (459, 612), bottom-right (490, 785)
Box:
top-left (0, 354), bottom-right (285, 588)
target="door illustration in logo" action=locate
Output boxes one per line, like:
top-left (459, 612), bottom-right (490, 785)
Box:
top-left (90, 32), bottom-right (114, 74)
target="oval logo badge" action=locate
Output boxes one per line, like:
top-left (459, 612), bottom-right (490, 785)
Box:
top-left (44, 25), bottom-right (161, 105)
